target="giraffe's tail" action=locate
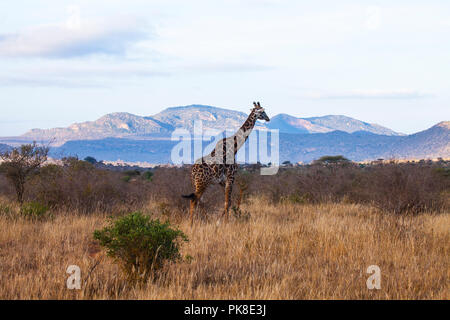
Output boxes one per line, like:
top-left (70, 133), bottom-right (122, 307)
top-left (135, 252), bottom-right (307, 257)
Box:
top-left (181, 193), bottom-right (196, 200)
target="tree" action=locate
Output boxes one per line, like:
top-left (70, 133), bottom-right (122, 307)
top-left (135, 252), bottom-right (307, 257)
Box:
top-left (314, 155), bottom-right (350, 165)
top-left (0, 142), bottom-right (49, 204)
top-left (84, 156), bottom-right (97, 164)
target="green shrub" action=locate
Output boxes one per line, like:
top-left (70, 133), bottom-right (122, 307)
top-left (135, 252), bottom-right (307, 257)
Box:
top-left (280, 193), bottom-right (311, 204)
top-left (0, 203), bottom-right (14, 218)
top-left (314, 155), bottom-right (350, 164)
top-left (20, 201), bottom-right (50, 220)
top-left (124, 170), bottom-right (141, 177)
top-left (93, 212), bottom-right (188, 281)
top-left (143, 171), bottom-right (153, 181)
top-left (157, 202), bottom-right (171, 217)
top-left (84, 156), bottom-right (97, 164)
top-left (433, 167), bottom-right (450, 178)
top-left (231, 206), bottom-right (251, 222)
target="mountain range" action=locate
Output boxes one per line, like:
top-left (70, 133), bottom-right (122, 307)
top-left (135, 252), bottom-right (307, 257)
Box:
top-left (0, 104), bottom-right (448, 163)
top-left (20, 105), bottom-right (401, 144)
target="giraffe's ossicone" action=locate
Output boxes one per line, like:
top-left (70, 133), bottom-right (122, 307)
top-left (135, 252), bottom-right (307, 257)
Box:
top-left (182, 102), bottom-right (270, 225)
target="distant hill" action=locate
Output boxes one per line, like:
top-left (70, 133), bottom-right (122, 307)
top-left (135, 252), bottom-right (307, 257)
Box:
top-left (384, 121), bottom-right (450, 159)
top-left (148, 105), bottom-right (266, 133)
top-left (278, 121), bottom-right (448, 162)
top-left (50, 122), bottom-right (449, 163)
top-left (305, 115), bottom-right (403, 136)
top-left (266, 114), bottom-right (329, 134)
top-left (267, 114), bottom-right (401, 136)
top-left (2, 104), bottom-right (448, 163)
top-left (23, 112), bottom-right (172, 144)
top-left (278, 131), bottom-right (401, 163)
top-left (20, 105), bottom-right (402, 146)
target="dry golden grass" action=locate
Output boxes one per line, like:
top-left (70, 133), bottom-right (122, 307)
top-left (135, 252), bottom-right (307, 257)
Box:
top-left (0, 198), bottom-right (448, 299)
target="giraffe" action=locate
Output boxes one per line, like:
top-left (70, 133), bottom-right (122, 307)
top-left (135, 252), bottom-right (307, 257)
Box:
top-left (182, 102), bottom-right (270, 225)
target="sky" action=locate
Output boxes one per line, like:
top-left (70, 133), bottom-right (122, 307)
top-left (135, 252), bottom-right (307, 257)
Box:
top-left (0, 0), bottom-right (449, 136)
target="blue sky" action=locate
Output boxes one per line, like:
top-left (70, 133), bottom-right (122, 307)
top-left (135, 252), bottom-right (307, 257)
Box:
top-left (0, 0), bottom-right (449, 136)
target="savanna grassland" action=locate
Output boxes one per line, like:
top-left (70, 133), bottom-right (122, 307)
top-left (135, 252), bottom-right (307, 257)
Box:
top-left (0, 159), bottom-right (449, 299)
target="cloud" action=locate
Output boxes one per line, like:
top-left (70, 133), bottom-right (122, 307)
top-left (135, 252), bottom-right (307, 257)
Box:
top-left (181, 62), bottom-right (272, 73)
top-left (0, 64), bottom-right (170, 88)
top-left (0, 75), bottom-right (107, 88)
top-left (0, 60), bottom-right (268, 88)
top-left (0, 16), bottom-right (150, 58)
top-left (305, 89), bottom-right (433, 100)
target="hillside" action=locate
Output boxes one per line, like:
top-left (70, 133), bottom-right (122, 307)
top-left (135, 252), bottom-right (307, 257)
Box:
top-left (23, 112), bottom-right (172, 144)
top-left (385, 121), bottom-right (450, 159)
top-left (20, 105), bottom-right (402, 146)
top-left (50, 121), bottom-right (449, 163)
top-left (267, 114), bottom-right (401, 136)
top-left (3, 105), bottom-right (448, 163)
top-left (304, 115), bottom-right (403, 135)
top-left (266, 114), bottom-right (330, 134)
top-left (279, 131), bottom-right (401, 163)
top-left (148, 105), bottom-right (266, 133)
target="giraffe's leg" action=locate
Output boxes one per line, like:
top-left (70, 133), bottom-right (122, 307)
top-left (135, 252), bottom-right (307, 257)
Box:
top-left (223, 181), bottom-right (233, 221)
top-left (189, 198), bottom-right (196, 226)
top-left (218, 180), bottom-right (226, 222)
top-left (223, 165), bottom-right (237, 221)
top-left (190, 184), bottom-right (206, 226)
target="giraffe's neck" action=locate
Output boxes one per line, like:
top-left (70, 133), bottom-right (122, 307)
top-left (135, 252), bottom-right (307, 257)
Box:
top-left (205, 110), bottom-right (258, 162)
top-left (233, 111), bottom-right (257, 155)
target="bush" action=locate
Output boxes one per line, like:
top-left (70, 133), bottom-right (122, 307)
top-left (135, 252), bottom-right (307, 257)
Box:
top-left (148, 167), bottom-right (206, 213)
top-left (143, 171), bottom-right (153, 181)
top-left (20, 201), bottom-right (50, 220)
top-left (313, 155), bottom-right (350, 165)
top-left (93, 212), bottom-right (188, 281)
top-left (124, 170), bottom-right (141, 177)
top-left (246, 161), bottom-right (449, 214)
top-left (361, 163), bottom-right (449, 214)
top-left (84, 156), bottom-right (97, 164)
top-left (0, 142), bottom-right (49, 203)
top-left (231, 206), bottom-right (251, 222)
top-left (1, 158), bottom-right (447, 216)
top-left (0, 202), bottom-right (14, 218)
top-left (25, 159), bottom-right (149, 214)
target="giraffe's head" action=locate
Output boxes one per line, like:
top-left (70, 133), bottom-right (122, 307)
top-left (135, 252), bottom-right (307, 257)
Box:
top-left (252, 101), bottom-right (270, 122)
